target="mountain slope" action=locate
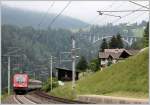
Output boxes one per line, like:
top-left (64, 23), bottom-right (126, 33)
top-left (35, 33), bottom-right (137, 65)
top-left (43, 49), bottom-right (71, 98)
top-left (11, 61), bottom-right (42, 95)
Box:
top-left (1, 5), bottom-right (89, 29)
top-left (51, 48), bottom-right (149, 99)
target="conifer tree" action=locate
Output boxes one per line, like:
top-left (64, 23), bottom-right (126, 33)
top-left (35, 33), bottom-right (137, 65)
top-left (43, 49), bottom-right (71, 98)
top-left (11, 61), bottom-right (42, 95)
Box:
top-left (109, 36), bottom-right (118, 48)
top-left (76, 56), bottom-right (88, 72)
top-left (116, 33), bottom-right (124, 48)
top-left (143, 22), bottom-right (149, 47)
top-left (100, 38), bottom-right (108, 52)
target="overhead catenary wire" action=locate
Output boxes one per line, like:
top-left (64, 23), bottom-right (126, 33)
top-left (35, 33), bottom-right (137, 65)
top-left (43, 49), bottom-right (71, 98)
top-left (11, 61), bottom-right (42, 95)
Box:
top-left (97, 1), bottom-right (124, 26)
top-left (128, 11), bottom-right (148, 24)
top-left (82, 1), bottom-right (116, 29)
top-left (48, 1), bottom-right (72, 28)
top-left (111, 4), bottom-right (149, 25)
top-left (98, 12), bottom-right (121, 18)
top-left (97, 10), bottom-right (149, 12)
top-left (38, 1), bottom-right (55, 28)
top-left (129, 1), bottom-right (149, 9)
top-left (32, 1), bottom-right (55, 42)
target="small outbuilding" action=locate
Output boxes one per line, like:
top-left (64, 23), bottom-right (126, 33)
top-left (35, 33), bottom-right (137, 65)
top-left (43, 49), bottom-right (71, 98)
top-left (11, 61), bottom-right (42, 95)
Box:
top-left (55, 67), bottom-right (80, 81)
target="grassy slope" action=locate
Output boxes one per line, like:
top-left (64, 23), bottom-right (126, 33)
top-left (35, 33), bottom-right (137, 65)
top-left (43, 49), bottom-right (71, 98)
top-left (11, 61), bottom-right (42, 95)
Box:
top-left (51, 48), bottom-right (149, 99)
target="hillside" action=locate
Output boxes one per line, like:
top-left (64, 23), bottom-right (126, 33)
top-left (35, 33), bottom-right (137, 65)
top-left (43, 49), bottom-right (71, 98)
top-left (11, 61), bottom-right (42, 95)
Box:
top-left (1, 5), bottom-right (89, 29)
top-left (51, 48), bottom-right (149, 99)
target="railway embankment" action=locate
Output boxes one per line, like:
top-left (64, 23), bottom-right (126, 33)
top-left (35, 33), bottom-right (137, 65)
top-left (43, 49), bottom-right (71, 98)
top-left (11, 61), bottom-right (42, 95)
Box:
top-left (51, 48), bottom-right (149, 102)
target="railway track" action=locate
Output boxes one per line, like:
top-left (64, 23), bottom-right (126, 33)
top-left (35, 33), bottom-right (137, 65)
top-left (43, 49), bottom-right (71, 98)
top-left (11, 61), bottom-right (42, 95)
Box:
top-left (34, 91), bottom-right (91, 104)
top-left (13, 91), bottom-right (90, 104)
top-left (14, 95), bottom-right (40, 104)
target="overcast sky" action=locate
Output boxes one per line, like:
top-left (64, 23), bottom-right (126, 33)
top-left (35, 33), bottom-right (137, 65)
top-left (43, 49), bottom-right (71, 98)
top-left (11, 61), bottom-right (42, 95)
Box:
top-left (2, 1), bottom-right (149, 26)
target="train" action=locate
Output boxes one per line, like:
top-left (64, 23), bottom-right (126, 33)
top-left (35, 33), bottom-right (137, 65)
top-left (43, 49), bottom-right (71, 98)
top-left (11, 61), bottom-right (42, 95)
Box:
top-left (13, 73), bottom-right (42, 94)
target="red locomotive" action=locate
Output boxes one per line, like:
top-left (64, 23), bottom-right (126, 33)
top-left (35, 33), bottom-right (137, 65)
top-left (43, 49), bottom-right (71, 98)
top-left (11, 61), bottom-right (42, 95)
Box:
top-left (13, 73), bottom-right (29, 93)
top-left (13, 73), bottom-right (42, 94)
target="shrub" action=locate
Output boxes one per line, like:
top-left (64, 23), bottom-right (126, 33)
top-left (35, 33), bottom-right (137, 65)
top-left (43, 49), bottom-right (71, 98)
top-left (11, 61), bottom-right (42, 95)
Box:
top-left (42, 77), bottom-right (59, 92)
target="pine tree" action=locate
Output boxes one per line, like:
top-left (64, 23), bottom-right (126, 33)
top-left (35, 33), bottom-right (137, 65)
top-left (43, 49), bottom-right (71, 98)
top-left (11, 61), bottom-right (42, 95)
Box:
top-left (100, 38), bottom-right (108, 52)
top-left (116, 33), bottom-right (124, 48)
top-left (109, 36), bottom-right (118, 49)
top-left (143, 22), bottom-right (149, 47)
top-left (76, 56), bottom-right (88, 72)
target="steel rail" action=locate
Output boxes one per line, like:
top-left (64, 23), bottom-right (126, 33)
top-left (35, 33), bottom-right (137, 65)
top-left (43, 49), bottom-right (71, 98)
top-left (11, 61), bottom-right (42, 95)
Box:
top-left (34, 91), bottom-right (91, 104)
top-left (14, 95), bottom-right (39, 104)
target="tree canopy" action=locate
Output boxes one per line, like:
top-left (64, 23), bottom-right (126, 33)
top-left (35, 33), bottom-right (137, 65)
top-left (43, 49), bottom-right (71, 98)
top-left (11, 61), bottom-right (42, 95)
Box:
top-left (108, 33), bottom-right (124, 49)
top-left (76, 56), bottom-right (88, 72)
top-left (143, 22), bottom-right (149, 47)
top-left (100, 38), bottom-right (108, 52)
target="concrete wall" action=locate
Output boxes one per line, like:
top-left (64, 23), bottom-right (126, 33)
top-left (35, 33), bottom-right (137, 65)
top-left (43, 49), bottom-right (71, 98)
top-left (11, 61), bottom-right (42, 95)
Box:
top-left (76, 95), bottom-right (149, 104)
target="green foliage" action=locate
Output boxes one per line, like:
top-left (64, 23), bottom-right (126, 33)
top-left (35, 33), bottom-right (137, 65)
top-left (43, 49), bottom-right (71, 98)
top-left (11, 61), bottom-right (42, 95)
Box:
top-left (131, 39), bottom-right (144, 50)
top-left (116, 33), bottom-right (124, 48)
top-left (131, 22), bottom-right (149, 49)
top-left (42, 77), bottom-right (59, 92)
top-left (143, 22), bottom-right (149, 47)
top-left (109, 36), bottom-right (118, 48)
top-left (51, 83), bottom-right (76, 100)
top-left (100, 38), bottom-right (108, 52)
top-left (51, 48), bottom-right (149, 99)
top-left (76, 56), bottom-right (88, 72)
top-left (109, 33), bottom-right (124, 49)
top-left (88, 58), bottom-right (100, 72)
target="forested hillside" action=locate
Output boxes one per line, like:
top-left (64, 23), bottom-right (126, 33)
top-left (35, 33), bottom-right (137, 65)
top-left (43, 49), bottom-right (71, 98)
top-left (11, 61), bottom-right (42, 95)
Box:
top-left (1, 5), bottom-right (89, 29)
top-left (1, 24), bottom-right (94, 91)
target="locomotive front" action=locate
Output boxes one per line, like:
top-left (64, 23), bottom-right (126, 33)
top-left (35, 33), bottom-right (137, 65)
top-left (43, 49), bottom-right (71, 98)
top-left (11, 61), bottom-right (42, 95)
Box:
top-left (13, 73), bottom-right (29, 93)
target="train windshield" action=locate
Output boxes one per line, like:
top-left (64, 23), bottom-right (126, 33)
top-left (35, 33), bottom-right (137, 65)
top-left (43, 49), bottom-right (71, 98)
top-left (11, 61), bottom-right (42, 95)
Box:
top-left (16, 75), bottom-right (26, 83)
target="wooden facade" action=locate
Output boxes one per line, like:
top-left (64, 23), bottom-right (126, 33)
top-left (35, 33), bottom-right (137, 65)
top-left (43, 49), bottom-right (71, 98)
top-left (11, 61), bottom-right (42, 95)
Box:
top-left (55, 67), bottom-right (79, 81)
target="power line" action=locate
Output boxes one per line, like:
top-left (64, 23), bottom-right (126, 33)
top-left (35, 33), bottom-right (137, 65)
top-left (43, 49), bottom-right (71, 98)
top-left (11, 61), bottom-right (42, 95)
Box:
top-left (111, 4), bottom-right (149, 24)
top-left (129, 1), bottom-right (149, 9)
top-left (83, 1), bottom-right (116, 29)
top-left (98, 12), bottom-right (121, 18)
top-left (97, 1), bottom-right (124, 25)
top-left (97, 10), bottom-right (149, 12)
top-left (48, 1), bottom-right (71, 28)
top-left (129, 11), bottom-right (148, 24)
top-left (38, 1), bottom-right (55, 28)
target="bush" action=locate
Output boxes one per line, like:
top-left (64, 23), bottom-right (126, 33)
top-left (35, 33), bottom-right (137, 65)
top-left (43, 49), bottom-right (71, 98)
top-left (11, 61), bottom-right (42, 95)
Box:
top-left (42, 77), bottom-right (59, 92)
top-left (88, 58), bottom-right (100, 72)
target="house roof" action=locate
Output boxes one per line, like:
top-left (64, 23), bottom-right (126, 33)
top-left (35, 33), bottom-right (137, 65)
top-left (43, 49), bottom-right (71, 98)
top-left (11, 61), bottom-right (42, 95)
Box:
top-left (104, 49), bottom-right (126, 53)
top-left (99, 49), bottom-right (133, 59)
top-left (99, 52), bottom-right (121, 59)
top-left (55, 67), bottom-right (80, 72)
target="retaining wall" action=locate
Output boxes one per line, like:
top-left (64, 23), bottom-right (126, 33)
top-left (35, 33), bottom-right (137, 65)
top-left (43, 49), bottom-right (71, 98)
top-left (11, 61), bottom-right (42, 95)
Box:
top-left (76, 95), bottom-right (149, 104)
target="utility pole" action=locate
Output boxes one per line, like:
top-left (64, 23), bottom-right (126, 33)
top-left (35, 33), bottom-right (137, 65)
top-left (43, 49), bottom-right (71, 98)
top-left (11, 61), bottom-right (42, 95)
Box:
top-left (3, 54), bottom-right (21, 95)
top-left (71, 35), bottom-right (76, 91)
top-left (50, 55), bottom-right (53, 91)
top-left (59, 35), bottom-right (79, 96)
top-left (34, 72), bottom-right (36, 79)
top-left (49, 55), bottom-right (57, 91)
top-left (3, 47), bottom-right (24, 95)
top-left (8, 56), bottom-right (10, 95)
top-left (71, 35), bottom-right (80, 97)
